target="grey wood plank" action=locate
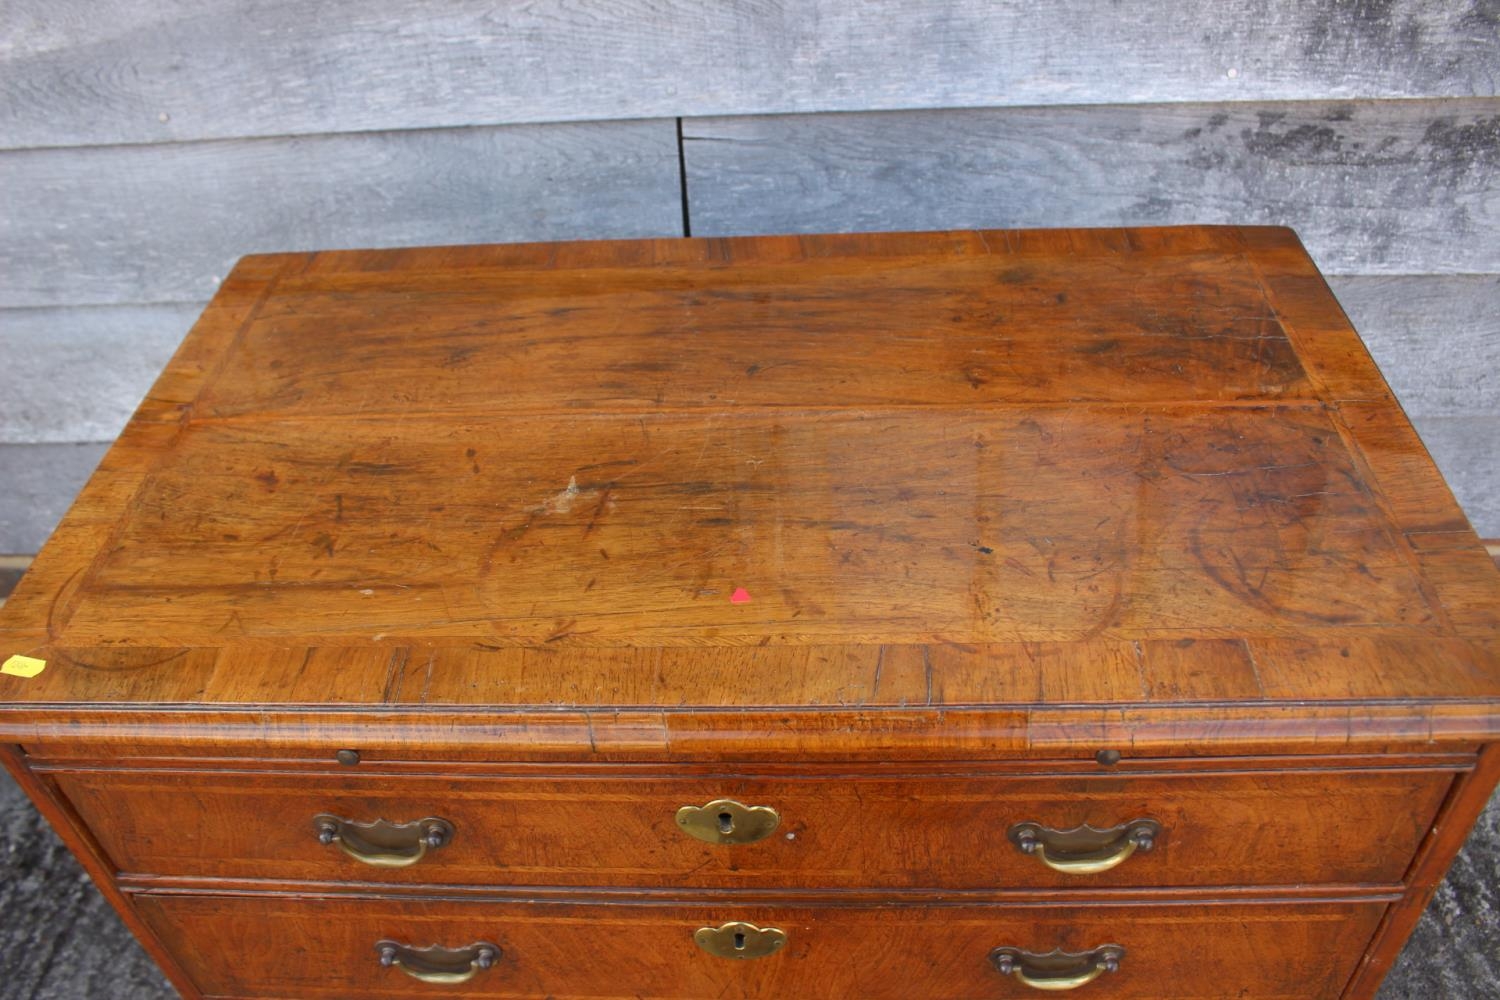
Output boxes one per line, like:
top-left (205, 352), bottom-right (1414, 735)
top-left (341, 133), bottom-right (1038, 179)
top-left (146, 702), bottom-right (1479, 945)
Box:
top-left (0, 304), bottom-right (200, 443)
top-left (682, 99), bottom-right (1500, 275)
top-left (0, 119), bottom-right (680, 308)
top-left (2, 0), bottom-right (1497, 149)
top-left (0, 443), bottom-right (107, 554)
top-left (1330, 275), bottom-right (1500, 417)
top-left (1412, 415), bottom-right (1500, 538)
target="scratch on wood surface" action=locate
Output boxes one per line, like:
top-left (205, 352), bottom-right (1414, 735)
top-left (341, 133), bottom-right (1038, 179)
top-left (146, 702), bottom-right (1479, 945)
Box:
top-left (1131, 640), bottom-right (1149, 700)
top-left (1242, 639), bottom-right (1268, 699)
top-left (418, 651), bottom-right (435, 706)
top-left (214, 609), bottom-right (246, 636)
top-left (922, 646), bottom-right (934, 706)
top-left (582, 488), bottom-right (613, 538)
top-left (381, 647), bottom-right (409, 704)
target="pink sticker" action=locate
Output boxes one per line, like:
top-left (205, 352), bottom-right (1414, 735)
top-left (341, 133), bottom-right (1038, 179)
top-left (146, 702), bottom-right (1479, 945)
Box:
top-left (730, 587), bottom-right (751, 604)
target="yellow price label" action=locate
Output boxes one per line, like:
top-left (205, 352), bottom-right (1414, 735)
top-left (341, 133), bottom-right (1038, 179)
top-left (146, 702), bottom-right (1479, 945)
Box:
top-left (1, 655), bottom-right (46, 678)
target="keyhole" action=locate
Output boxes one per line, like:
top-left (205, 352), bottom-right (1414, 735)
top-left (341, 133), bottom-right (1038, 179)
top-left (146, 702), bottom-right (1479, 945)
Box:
top-left (718, 812), bottom-right (734, 834)
top-left (733, 932), bottom-right (746, 951)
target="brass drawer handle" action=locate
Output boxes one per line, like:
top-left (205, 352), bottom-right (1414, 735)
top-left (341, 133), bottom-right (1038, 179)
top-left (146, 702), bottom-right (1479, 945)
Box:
top-left (693, 921), bottom-right (788, 959)
top-left (376, 940), bottom-right (499, 984)
top-left (675, 798), bottom-right (780, 845)
top-left (314, 813), bottom-right (454, 868)
top-left (1007, 819), bottom-right (1160, 875)
top-left (991, 945), bottom-right (1125, 991)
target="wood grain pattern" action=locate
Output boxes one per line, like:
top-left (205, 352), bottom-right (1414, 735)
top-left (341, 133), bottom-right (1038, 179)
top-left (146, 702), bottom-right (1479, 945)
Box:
top-left (194, 249), bottom-right (1313, 418)
top-left (131, 893), bottom-right (1389, 999)
top-left (0, 120), bottom-right (680, 309)
top-left (682, 100), bottom-right (1500, 275)
top-left (11, 280), bottom-right (1476, 443)
top-left (2, 259), bottom-right (1493, 449)
top-left (55, 407), bottom-right (1439, 646)
top-left (7, 703), bottom-right (1499, 764)
top-left (6, 276), bottom-right (1496, 550)
top-left (3, 0), bottom-right (1496, 149)
top-left (0, 227), bottom-right (1497, 762)
top-left (53, 764), bottom-right (1453, 890)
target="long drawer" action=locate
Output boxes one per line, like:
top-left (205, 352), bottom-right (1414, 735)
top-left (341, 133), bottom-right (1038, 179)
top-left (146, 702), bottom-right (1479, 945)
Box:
top-left (132, 893), bottom-right (1388, 999)
top-left (56, 764), bottom-right (1450, 889)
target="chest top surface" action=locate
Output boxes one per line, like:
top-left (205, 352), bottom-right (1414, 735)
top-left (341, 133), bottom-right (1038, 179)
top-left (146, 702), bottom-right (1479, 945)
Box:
top-left (2, 226), bottom-right (1497, 754)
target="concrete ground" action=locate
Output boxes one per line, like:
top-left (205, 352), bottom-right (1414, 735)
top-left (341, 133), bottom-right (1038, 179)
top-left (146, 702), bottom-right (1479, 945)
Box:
top-left (0, 769), bottom-right (1495, 999)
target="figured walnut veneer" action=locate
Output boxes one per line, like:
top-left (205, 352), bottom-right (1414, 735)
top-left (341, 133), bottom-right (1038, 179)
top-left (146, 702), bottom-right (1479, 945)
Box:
top-left (2, 227), bottom-right (1497, 999)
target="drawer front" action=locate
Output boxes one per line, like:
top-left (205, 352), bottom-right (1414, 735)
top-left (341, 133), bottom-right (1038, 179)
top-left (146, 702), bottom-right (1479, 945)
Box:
top-left (58, 766), bottom-right (1449, 890)
top-left (134, 893), bottom-right (1386, 999)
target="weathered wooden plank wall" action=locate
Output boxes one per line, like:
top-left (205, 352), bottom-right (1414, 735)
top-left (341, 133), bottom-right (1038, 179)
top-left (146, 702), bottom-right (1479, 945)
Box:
top-left (0, 0), bottom-right (1496, 557)
top-left (3, 0), bottom-right (1496, 147)
top-left (0, 122), bottom-right (681, 308)
top-left (681, 101), bottom-right (1500, 274)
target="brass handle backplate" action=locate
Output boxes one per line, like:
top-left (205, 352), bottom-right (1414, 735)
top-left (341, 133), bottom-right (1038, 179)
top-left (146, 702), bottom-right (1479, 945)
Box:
top-left (676, 798), bottom-right (780, 845)
top-left (1007, 819), bottom-right (1160, 875)
top-left (315, 814), bottom-right (454, 868)
top-left (376, 940), bottom-right (499, 984)
top-left (693, 921), bottom-right (788, 959)
top-left (991, 945), bottom-right (1125, 991)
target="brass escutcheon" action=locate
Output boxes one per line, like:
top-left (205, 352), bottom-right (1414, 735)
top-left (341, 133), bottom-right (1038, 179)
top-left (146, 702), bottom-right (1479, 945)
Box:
top-left (693, 921), bottom-right (788, 959)
top-left (675, 798), bottom-right (781, 845)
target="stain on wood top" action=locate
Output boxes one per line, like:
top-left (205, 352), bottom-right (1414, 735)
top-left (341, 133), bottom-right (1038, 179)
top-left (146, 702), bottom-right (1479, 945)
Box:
top-left (1, 227), bottom-right (1497, 751)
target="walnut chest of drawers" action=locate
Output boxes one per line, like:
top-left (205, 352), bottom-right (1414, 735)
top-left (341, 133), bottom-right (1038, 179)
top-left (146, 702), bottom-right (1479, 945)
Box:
top-left (3, 226), bottom-right (1498, 999)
